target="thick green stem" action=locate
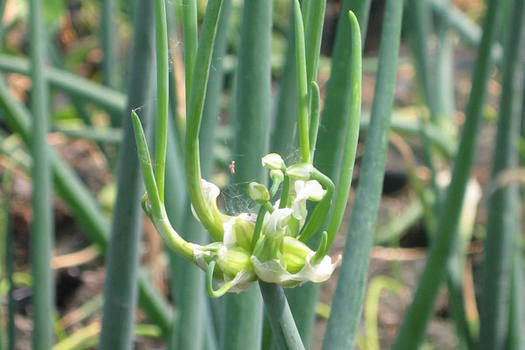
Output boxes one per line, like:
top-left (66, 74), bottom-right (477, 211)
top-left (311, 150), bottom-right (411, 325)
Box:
top-left (321, 1), bottom-right (404, 348)
top-left (0, 81), bottom-right (173, 334)
top-left (182, 0), bottom-right (198, 99)
top-left (506, 246), bottom-right (524, 350)
top-left (304, 0), bottom-right (326, 87)
top-left (29, 0), bottom-right (54, 347)
top-left (153, 0), bottom-right (169, 203)
top-left (271, 5), bottom-right (298, 159)
top-left (434, 0), bottom-right (456, 120)
top-left (286, 1), bottom-right (372, 346)
top-left (101, 0), bottom-right (118, 95)
top-left (221, 1), bottom-right (272, 349)
top-left (406, 0), bottom-right (436, 118)
top-left (177, 3), bottom-right (231, 349)
top-left (294, 0), bottom-right (311, 163)
top-left (98, 0), bottom-right (162, 347)
top-left (391, 0), bottom-right (504, 348)
top-left (260, 282), bottom-right (306, 350)
top-left (480, 1), bottom-right (525, 349)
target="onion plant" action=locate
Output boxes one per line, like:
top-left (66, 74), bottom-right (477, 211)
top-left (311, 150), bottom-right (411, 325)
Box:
top-left (131, 0), bottom-right (362, 349)
top-left (98, 0), bottom-right (157, 348)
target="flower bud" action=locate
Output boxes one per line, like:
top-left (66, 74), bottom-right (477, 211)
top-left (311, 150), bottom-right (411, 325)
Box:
top-left (262, 153), bottom-right (285, 170)
top-left (286, 163), bottom-right (314, 180)
top-left (248, 182), bottom-right (270, 202)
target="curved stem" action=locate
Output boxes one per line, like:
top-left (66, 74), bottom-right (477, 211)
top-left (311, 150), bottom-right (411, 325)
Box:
top-left (132, 112), bottom-right (196, 261)
top-left (251, 207), bottom-right (267, 252)
top-left (279, 175), bottom-right (291, 209)
top-left (297, 169), bottom-right (334, 243)
top-left (131, 111), bottom-right (163, 215)
top-left (310, 231), bottom-right (328, 265)
top-left (185, 0), bottom-right (224, 241)
top-left (206, 257), bottom-right (233, 298)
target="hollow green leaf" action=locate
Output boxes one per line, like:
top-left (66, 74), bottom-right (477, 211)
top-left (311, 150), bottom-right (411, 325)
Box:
top-left (392, 0), bottom-right (505, 348)
top-left (29, 0), bottom-right (54, 347)
top-left (321, 1), bottom-right (404, 349)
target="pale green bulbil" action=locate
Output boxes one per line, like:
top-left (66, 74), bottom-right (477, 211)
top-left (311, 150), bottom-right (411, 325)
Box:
top-left (223, 214), bottom-right (256, 252)
top-left (286, 163), bottom-right (315, 180)
top-left (248, 182), bottom-right (270, 202)
top-left (262, 153), bottom-right (285, 170)
top-left (217, 246), bottom-right (253, 279)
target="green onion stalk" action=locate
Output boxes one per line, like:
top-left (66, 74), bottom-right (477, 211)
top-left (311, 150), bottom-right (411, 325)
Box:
top-left (131, 1), bottom-right (362, 347)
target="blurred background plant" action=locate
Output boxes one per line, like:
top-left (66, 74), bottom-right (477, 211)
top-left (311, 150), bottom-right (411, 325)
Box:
top-left (0, 0), bottom-right (523, 349)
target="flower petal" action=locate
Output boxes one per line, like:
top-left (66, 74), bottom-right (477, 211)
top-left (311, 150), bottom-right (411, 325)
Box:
top-left (251, 253), bottom-right (341, 287)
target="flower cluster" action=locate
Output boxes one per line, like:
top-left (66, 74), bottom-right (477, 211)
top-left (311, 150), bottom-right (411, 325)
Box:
top-left (137, 142), bottom-right (341, 297)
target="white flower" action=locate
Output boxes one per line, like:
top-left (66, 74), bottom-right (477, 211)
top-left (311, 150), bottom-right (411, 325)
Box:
top-left (291, 180), bottom-right (326, 223)
top-left (251, 253), bottom-right (341, 287)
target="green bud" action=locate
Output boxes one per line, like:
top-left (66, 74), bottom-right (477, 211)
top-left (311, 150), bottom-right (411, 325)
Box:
top-left (286, 163), bottom-right (314, 180)
top-left (248, 182), bottom-right (270, 202)
top-left (262, 153), bottom-right (285, 170)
